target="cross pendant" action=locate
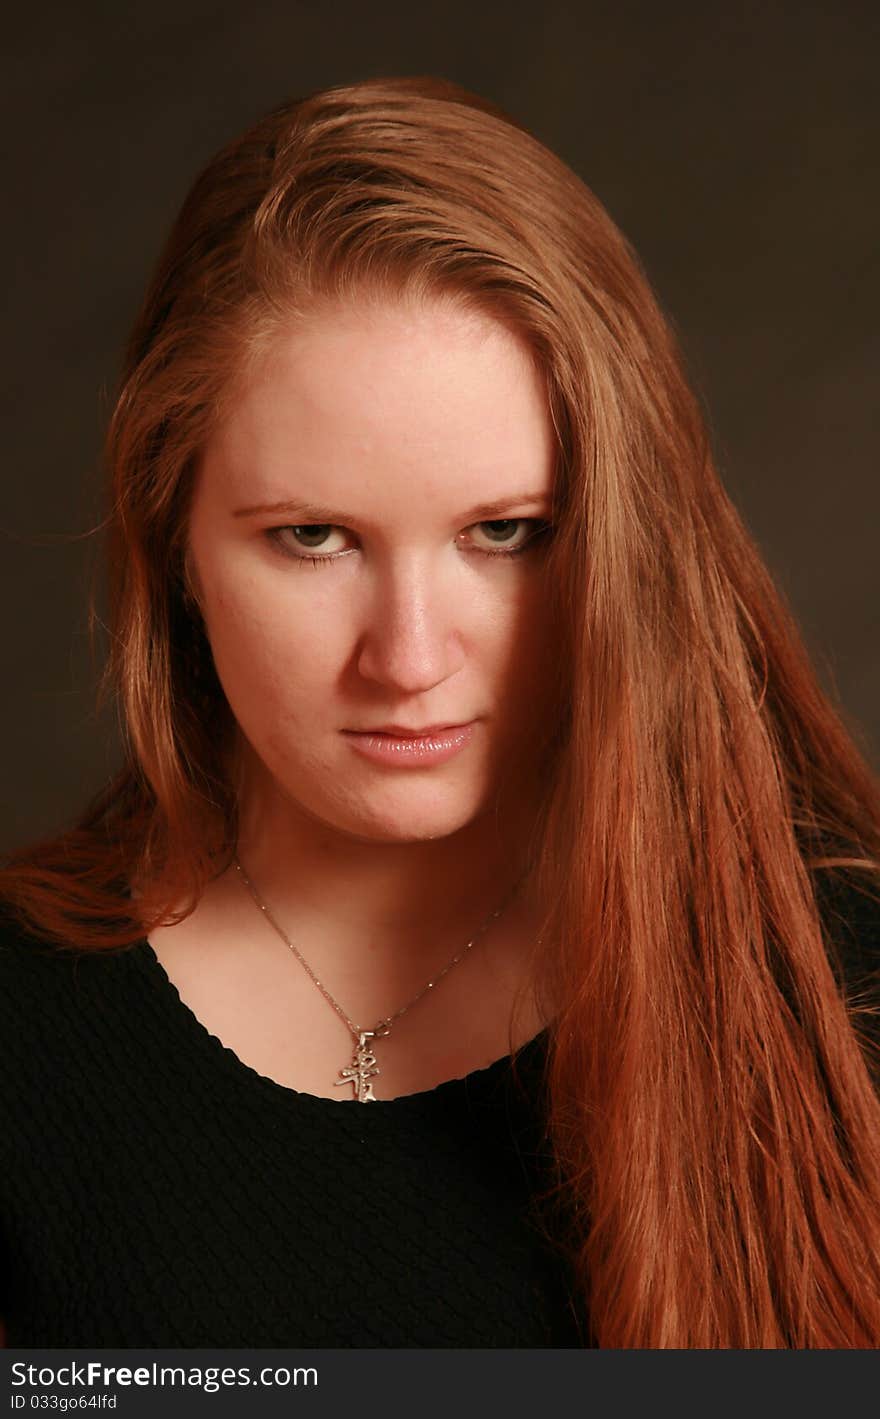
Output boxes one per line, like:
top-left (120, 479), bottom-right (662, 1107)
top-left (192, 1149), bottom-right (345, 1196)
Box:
top-left (333, 1029), bottom-right (381, 1102)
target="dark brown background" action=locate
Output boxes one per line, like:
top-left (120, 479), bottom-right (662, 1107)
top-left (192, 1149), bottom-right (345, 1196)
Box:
top-left (2, 0), bottom-right (877, 852)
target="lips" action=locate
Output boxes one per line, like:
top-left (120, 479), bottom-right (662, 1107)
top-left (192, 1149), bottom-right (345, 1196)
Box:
top-left (352, 722), bottom-right (469, 737)
top-left (343, 721), bottom-right (476, 766)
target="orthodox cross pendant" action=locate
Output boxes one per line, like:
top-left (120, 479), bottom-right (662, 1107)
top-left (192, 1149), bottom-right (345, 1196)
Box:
top-left (334, 1029), bottom-right (381, 1102)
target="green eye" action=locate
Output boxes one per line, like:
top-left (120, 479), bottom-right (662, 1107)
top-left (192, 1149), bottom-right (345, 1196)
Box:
top-left (469, 519), bottom-right (554, 558)
top-left (265, 519), bottom-right (553, 566)
top-left (479, 518), bottom-right (520, 541)
top-left (268, 524), bottom-right (350, 561)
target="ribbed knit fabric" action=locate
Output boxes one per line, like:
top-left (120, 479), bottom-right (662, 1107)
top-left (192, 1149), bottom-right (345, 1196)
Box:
top-left (0, 917), bottom-right (581, 1347)
top-left (1, 867), bottom-right (877, 1348)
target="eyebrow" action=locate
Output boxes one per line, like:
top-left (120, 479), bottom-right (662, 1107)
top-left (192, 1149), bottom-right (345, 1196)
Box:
top-left (232, 493), bottom-right (553, 523)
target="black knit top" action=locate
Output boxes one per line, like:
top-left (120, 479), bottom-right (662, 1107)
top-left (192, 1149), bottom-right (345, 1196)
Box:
top-left (1, 868), bottom-right (877, 1349)
top-left (0, 916), bottom-right (581, 1347)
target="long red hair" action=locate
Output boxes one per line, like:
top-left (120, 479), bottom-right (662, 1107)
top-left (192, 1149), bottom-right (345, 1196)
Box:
top-left (3, 76), bottom-right (880, 1346)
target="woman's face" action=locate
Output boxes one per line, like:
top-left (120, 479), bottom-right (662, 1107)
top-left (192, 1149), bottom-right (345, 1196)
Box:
top-left (186, 296), bottom-right (561, 845)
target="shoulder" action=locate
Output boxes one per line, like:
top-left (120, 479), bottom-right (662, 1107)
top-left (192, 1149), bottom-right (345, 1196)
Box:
top-left (0, 902), bottom-right (143, 1049)
top-left (0, 905), bottom-right (160, 1151)
top-left (0, 908), bottom-right (85, 1125)
top-left (0, 906), bottom-right (83, 1049)
top-left (0, 902), bottom-right (76, 992)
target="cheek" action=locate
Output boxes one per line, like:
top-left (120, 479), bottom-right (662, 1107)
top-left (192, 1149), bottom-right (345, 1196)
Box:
top-left (200, 577), bottom-right (346, 718)
top-left (498, 579), bottom-right (558, 668)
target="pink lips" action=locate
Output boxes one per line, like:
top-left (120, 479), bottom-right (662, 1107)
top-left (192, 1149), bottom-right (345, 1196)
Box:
top-left (357, 722), bottom-right (463, 737)
top-left (342, 722), bottom-right (476, 767)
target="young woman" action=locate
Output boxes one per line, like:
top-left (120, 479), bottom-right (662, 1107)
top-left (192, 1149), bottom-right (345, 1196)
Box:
top-left (1, 75), bottom-right (879, 1349)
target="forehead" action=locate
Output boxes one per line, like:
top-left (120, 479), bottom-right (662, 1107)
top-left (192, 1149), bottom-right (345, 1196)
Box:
top-left (200, 297), bottom-right (556, 515)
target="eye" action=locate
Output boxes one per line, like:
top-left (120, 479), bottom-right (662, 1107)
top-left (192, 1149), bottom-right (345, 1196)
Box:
top-left (265, 518), bottom-right (552, 566)
top-left (267, 524), bottom-right (351, 561)
top-left (464, 519), bottom-right (548, 557)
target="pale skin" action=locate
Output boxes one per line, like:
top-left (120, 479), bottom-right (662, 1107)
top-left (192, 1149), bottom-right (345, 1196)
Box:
top-left (146, 293), bottom-right (563, 1100)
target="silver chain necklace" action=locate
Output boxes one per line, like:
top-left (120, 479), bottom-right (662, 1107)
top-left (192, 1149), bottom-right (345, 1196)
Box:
top-left (232, 854), bottom-right (524, 1102)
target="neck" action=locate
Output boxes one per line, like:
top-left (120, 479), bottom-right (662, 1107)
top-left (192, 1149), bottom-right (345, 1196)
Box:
top-left (226, 746), bottom-right (546, 951)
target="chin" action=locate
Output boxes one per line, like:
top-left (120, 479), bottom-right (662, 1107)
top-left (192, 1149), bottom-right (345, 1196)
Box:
top-left (327, 784), bottom-right (488, 845)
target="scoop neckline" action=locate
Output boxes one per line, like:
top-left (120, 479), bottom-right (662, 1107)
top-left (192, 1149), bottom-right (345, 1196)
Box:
top-left (134, 936), bottom-right (551, 1115)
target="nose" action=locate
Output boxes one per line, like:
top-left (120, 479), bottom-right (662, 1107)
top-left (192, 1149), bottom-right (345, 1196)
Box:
top-left (355, 553), bottom-right (467, 693)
